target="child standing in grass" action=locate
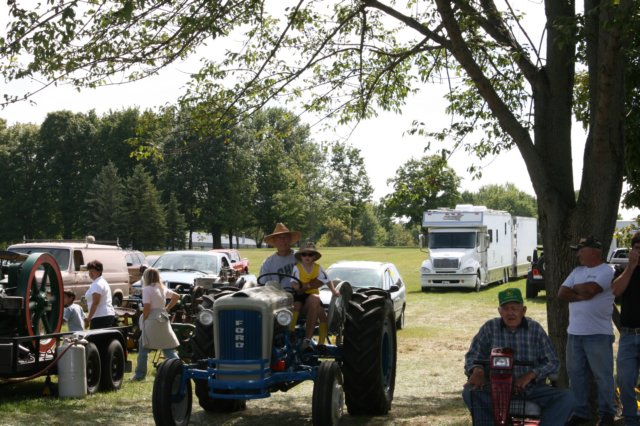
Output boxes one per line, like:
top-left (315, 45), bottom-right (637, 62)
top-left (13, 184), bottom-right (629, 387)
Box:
top-left (291, 242), bottom-right (339, 350)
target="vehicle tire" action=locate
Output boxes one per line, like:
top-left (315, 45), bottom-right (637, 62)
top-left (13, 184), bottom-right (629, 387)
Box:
top-left (191, 288), bottom-right (239, 360)
top-left (152, 358), bottom-right (192, 426)
top-left (525, 279), bottom-right (538, 299)
top-left (312, 361), bottom-right (344, 426)
top-left (396, 305), bottom-right (405, 330)
top-left (342, 290), bottom-right (397, 416)
top-left (474, 274), bottom-right (481, 292)
top-left (100, 339), bottom-right (125, 391)
top-left (112, 293), bottom-right (123, 307)
top-left (85, 342), bottom-right (101, 395)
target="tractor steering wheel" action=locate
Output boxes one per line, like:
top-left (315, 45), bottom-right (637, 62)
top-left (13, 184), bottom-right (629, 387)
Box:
top-left (256, 272), bottom-right (303, 292)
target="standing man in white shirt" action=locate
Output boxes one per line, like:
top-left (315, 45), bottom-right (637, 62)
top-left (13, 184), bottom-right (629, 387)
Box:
top-left (559, 236), bottom-right (616, 426)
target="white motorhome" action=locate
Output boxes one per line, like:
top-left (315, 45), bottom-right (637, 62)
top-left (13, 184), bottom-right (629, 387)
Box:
top-left (419, 205), bottom-right (537, 291)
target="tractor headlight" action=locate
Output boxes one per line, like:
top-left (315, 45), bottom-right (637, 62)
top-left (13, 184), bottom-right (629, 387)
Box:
top-left (198, 309), bottom-right (214, 326)
top-left (492, 356), bottom-right (512, 368)
top-left (461, 266), bottom-right (475, 273)
top-left (420, 266), bottom-right (433, 274)
top-left (275, 309), bottom-right (293, 327)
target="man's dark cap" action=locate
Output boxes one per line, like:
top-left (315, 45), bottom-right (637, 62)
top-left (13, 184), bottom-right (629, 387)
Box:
top-left (571, 235), bottom-right (603, 250)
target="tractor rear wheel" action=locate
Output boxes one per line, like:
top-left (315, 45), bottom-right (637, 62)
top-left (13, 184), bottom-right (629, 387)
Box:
top-left (342, 289), bottom-right (397, 416)
top-left (152, 358), bottom-right (192, 426)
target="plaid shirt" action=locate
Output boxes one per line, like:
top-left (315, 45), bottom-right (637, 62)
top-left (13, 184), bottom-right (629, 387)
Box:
top-left (464, 317), bottom-right (559, 382)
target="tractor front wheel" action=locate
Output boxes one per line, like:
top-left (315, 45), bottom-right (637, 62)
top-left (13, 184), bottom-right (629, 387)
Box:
top-left (312, 361), bottom-right (344, 425)
top-left (152, 358), bottom-right (192, 426)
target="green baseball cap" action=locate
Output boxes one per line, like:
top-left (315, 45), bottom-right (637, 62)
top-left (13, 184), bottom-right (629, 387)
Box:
top-left (498, 288), bottom-right (523, 306)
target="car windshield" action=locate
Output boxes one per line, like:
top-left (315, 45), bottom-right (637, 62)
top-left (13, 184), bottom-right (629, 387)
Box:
top-left (9, 247), bottom-right (71, 270)
top-left (153, 253), bottom-right (219, 274)
top-left (327, 267), bottom-right (382, 288)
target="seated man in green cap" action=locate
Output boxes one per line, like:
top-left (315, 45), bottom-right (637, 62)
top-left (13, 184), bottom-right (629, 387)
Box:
top-left (462, 288), bottom-right (574, 424)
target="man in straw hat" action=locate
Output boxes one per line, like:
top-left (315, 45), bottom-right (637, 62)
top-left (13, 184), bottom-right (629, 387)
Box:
top-left (259, 223), bottom-right (302, 286)
top-left (463, 288), bottom-right (574, 424)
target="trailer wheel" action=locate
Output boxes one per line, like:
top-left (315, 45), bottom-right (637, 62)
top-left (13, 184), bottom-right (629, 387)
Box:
top-left (342, 290), bottom-right (396, 415)
top-left (152, 358), bottom-right (192, 426)
top-left (312, 361), bottom-right (344, 425)
top-left (100, 339), bottom-right (125, 391)
top-left (85, 342), bottom-right (101, 395)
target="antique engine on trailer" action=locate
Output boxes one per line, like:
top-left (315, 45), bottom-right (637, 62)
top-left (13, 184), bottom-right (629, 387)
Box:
top-left (0, 250), bottom-right (64, 364)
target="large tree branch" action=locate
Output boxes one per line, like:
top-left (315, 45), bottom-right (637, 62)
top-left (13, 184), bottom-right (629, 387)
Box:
top-left (433, 0), bottom-right (540, 169)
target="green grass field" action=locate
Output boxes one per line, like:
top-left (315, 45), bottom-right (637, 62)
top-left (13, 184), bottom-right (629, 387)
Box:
top-left (0, 247), bottom-right (548, 425)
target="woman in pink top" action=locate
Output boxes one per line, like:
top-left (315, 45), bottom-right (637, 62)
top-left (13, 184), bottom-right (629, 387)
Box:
top-left (132, 267), bottom-right (180, 381)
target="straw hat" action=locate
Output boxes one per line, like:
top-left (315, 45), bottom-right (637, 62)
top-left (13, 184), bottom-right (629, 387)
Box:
top-left (294, 241), bottom-right (322, 261)
top-left (264, 223), bottom-right (302, 246)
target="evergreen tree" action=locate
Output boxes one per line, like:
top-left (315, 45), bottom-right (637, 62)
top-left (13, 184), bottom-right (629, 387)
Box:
top-left (165, 192), bottom-right (187, 250)
top-left (85, 162), bottom-right (126, 243)
top-left (123, 164), bottom-right (166, 250)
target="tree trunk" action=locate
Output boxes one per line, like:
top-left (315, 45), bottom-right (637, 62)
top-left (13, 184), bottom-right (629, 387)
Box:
top-left (211, 224), bottom-right (223, 249)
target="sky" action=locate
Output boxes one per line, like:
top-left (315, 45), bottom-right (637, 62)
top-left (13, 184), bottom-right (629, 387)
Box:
top-left (1, 2), bottom-right (637, 220)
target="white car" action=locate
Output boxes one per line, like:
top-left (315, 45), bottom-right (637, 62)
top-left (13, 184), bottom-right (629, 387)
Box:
top-left (322, 261), bottom-right (407, 330)
top-left (131, 250), bottom-right (233, 297)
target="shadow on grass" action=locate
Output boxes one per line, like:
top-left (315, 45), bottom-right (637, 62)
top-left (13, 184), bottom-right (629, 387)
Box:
top-left (187, 391), bottom-right (468, 425)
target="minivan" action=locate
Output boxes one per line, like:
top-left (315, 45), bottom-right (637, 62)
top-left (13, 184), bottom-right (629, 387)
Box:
top-left (8, 239), bottom-right (130, 306)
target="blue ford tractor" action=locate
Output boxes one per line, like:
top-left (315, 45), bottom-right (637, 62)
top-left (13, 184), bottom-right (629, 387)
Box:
top-left (151, 273), bottom-right (397, 425)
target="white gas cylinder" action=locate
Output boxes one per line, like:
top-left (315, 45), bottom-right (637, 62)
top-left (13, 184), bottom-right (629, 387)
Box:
top-left (57, 342), bottom-right (87, 398)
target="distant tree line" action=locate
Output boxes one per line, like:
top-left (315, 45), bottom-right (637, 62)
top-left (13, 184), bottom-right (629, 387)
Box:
top-left (0, 106), bottom-right (537, 250)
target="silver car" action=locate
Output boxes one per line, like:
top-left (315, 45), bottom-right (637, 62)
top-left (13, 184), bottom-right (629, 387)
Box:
top-left (322, 260), bottom-right (407, 330)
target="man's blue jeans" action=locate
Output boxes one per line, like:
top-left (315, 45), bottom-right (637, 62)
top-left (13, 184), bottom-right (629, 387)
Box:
top-left (566, 333), bottom-right (616, 419)
top-left (617, 330), bottom-right (640, 424)
top-left (463, 383), bottom-right (575, 425)
top-left (133, 338), bottom-right (179, 379)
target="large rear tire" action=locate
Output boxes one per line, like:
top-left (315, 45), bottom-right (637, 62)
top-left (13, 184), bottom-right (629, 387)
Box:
top-left (152, 358), bottom-right (192, 426)
top-left (312, 361), bottom-right (344, 425)
top-left (342, 290), bottom-right (397, 416)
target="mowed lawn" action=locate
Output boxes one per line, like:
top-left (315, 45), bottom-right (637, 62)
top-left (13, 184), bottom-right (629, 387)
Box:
top-left (0, 247), bottom-right (551, 425)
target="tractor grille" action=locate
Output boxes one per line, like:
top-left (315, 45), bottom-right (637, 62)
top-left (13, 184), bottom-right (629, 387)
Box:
top-left (218, 310), bottom-right (262, 360)
top-left (433, 258), bottom-right (459, 269)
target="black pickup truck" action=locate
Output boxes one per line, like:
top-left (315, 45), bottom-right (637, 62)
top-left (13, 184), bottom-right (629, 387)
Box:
top-left (525, 247), bottom-right (545, 299)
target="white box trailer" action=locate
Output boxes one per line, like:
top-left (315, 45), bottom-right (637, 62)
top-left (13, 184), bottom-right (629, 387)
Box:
top-left (512, 216), bottom-right (538, 278)
top-left (419, 205), bottom-right (537, 291)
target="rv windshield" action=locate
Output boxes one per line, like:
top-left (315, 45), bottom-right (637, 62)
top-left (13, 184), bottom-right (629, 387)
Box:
top-left (429, 232), bottom-right (476, 249)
